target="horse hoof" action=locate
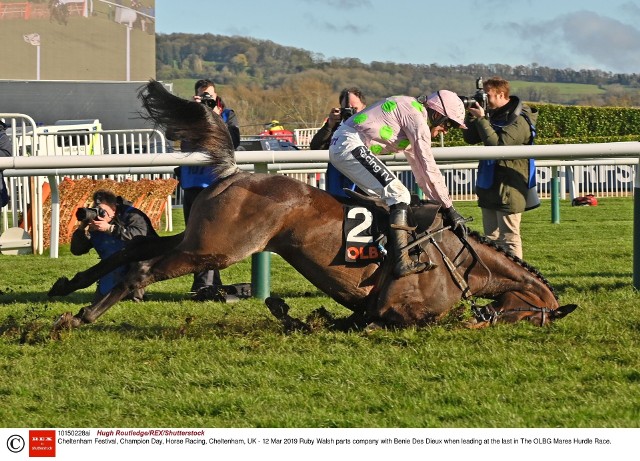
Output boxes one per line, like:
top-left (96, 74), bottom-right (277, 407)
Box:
top-left (265, 296), bottom-right (290, 319)
top-left (48, 277), bottom-right (71, 297)
top-left (52, 312), bottom-right (82, 331)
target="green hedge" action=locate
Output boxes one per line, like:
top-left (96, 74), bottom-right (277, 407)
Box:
top-left (444, 103), bottom-right (640, 146)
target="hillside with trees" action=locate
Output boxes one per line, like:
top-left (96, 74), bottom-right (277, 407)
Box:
top-left (156, 33), bottom-right (640, 134)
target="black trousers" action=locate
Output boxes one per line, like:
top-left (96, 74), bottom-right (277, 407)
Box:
top-left (183, 187), bottom-right (222, 291)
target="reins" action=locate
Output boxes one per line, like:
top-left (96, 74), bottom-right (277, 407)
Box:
top-left (405, 222), bottom-right (493, 299)
top-left (398, 215), bottom-right (555, 326)
top-left (456, 232), bottom-right (493, 295)
top-left (430, 236), bottom-right (472, 299)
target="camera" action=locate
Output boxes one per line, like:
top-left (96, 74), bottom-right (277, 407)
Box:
top-left (76, 207), bottom-right (107, 221)
top-left (340, 107), bottom-right (356, 120)
top-left (459, 77), bottom-right (488, 111)
top-left (200, 92), bottom-right (218, 109)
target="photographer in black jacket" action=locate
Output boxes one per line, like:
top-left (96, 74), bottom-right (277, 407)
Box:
top-left (71, 189), bottom-right (158, 302)
top-left (310, 88), bottom-right (366, 197)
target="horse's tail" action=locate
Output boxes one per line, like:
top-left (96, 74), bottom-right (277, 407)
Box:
top-left (138, 79), bottom-right (239, 178)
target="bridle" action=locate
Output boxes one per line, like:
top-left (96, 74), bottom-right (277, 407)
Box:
top-left (400, 215), bottom-right (557, 327)
top-left (416, 229), bottom-right (555, 327)
top-left (471, 291), bottom-right (555, 327)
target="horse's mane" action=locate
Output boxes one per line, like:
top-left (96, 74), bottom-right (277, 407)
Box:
top-left (468, 229), bottom-right (558, 300)
top-left (138, 80), bottom-right (240, 179)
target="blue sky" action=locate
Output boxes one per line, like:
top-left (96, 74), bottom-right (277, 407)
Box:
top-left (155, 0), bottom-right (640, 74)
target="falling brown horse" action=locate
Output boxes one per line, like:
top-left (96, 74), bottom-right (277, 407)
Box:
top-left (48, 80), bottom-right (577, 330)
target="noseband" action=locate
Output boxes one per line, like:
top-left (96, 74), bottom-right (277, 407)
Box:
top-left (453, 236), bottom-right (555, 327)
top-left (472, 300), bottom-right (555, 327)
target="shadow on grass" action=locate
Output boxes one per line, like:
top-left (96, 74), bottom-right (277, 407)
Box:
top-left (0, 313), bottom-right (304, 345)
top-left (0, 290), bottom-right (220, 306)
top-left (1, 299), bottom-right (477, 347)
top-left (551, 273), bottom-right (635, 294)
top-left (80, 318), bottom-right (280, 341)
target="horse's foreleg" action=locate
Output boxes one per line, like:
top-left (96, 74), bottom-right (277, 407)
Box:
top-left (48, 234), bottom-right (183, 297)
top-left (265, 297), bottom-right (311, 332)
top-left (53, 283), bottom-right (131, 331)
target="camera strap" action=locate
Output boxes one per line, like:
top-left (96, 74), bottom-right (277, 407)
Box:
top-left (520, 112), bottom-right (537, 145)
top-left (519, 112), bottom-right (537, 188)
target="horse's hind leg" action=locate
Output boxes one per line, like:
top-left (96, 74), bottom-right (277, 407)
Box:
top-left (49, 259), bottom-right (126, 297)
top-left (76, 252), bottom-right (193, 323)
top-left (53, 258), bottom-right (161, 330)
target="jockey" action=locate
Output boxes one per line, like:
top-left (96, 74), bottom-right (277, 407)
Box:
top-left (328, 90), bottom-right (467, 278)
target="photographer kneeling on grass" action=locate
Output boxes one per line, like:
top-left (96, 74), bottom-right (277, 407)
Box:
top-left (70, 189), bottom-right (158, 303)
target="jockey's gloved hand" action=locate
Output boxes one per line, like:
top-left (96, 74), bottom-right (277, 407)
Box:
top-left (443, 206), bottom-right (467, 238)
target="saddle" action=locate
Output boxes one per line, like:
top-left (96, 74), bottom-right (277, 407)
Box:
top-left (341, 190), bottom-right (475, 296)
top-left (344, 189), bottom-right (442, 232)
top-left (341, 190), bottom-right (443, 265)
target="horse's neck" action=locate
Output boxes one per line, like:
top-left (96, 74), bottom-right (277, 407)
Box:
top-left (466, 235), bottom-right (557, 305)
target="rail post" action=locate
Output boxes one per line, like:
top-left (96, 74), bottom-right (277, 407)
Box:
top-left (551, 166), bottom-right (561, 224)
top-left (413, 184), bottom-right (424, 200)
top-left (251, 162), bottom-right (271, 299)
top-left (634, 157), bottom-right (640, 290)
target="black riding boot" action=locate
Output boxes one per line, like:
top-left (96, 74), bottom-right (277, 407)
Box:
top-left (390, 204), bottom-right (427, 278)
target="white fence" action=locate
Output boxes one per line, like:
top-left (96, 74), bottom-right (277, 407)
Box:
top-left (1, 113), bottom-right (173, 254)
top-left (293, 128), bottom-right (319, 148)
top-left (394, 159), bottom-right (637, 201)
top-left (276, 159), bottom-right (637, 203)
top-left (1, 114), bottom-right (638, 261)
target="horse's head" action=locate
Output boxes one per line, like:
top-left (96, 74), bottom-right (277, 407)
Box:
top-left (523, 303), bottom-right (578, 326)
top-left (470, 296), bottom-right (578, 328)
